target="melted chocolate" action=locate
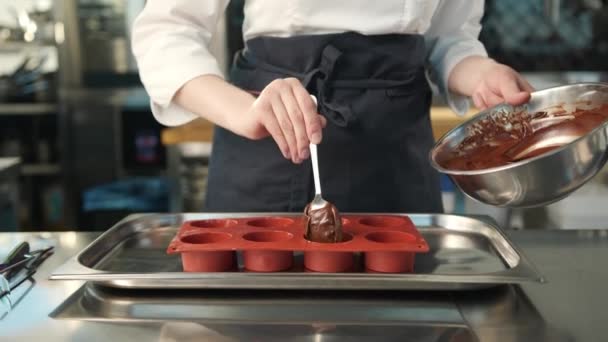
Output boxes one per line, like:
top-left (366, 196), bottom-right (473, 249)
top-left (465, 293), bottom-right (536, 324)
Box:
top-left (304, 202), bottom-right (343, 243)
top-left (437, 104), bottom-right (608, 171)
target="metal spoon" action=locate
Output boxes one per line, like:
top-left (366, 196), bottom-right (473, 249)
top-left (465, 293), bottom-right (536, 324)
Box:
top-left (308, 95), bottom-right (328, 210)
top-left (309, 143), bottom-right (327, 210)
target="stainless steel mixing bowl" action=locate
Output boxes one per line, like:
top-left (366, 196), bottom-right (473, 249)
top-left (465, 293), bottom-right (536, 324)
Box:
top-left (430, 83), bottom-right (608, 208)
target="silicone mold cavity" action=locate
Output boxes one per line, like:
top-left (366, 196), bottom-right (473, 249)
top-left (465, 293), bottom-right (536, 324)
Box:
top-left (246, 217), bottom-right (294, 228)
top-left (364, 231), bottom-right (417, 273)
top-left (181, 232), bottom-right (232, 244)
top-left (189, 219), bottom-right (238, 229)
top-left (242, 230), bottom-right (294, 271)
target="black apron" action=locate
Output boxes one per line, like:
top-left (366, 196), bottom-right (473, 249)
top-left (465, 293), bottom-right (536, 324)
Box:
top-left (205, 32), bottom-right (443, 213)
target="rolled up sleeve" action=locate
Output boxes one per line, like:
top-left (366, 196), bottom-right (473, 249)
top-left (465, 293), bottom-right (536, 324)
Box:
top-left (132, 0), bottom-right (229, 126)
top-left (425, 0), bottom-right (487, 116)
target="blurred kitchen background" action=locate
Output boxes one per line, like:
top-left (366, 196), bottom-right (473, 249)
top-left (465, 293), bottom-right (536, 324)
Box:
top-left (0, 0), bottom-right (606, 232)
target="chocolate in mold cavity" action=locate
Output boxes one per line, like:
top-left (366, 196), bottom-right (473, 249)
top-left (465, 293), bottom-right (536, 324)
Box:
top-left (304, 202), bottom-right (343, 243)
top-left (437, 104), bottom-right (608, 171)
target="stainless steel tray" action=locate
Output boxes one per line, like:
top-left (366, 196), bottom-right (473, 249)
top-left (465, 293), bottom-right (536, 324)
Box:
top-left (50, 213), bottom-right (545, 290)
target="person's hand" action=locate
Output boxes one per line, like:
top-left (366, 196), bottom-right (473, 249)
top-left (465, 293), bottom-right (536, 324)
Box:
top-left (238, 78), bottom-right (327, 164)
top-left (173, 75), bottom-right (326, 164)
top-left (448, 56), bottom-right (534, 110)
top-left (471, 62), bottom-right (534, 110)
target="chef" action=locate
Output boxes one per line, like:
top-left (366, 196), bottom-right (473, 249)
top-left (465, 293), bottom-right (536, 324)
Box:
top-left (132, 1), bottom-right (533, 213)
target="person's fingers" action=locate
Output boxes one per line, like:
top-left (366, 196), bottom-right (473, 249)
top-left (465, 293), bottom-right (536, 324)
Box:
top-left (319, 115), bottom-right (327, 128)
top-left (483, 90), bottom-right (505, 108)
top-left (279, 85), bottom-right (310, 160)
top-left (472, 91), bottom-right (487, 110)
top-left (260, 110), bottom-right (290, 159)
top-left (505, 91), bottom-right (531, 106)
top-left (270, 95), bottom-right (300, 163)
top-left (499, 75), bottom-right (531, 106)
top-left (287, 78), bottom-right (324, 144)
top-left (517, 76), bottom-right (535, 93)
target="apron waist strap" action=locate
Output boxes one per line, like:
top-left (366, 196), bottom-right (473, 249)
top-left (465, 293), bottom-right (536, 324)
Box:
top-left (236, 34), bottom-right (426, 127)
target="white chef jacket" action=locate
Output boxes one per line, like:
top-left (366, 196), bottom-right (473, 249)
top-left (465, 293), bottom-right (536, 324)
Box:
top-left (132, 0), bottom-right (487, 126)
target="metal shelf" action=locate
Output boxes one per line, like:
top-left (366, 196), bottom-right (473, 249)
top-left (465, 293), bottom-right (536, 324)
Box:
top-left (20, 163), bottom-right (61, 176)
top-left (0, 42), bottom-right (56, 53)
top-left (0, 157), bottom-right (20, 180)
top-left (0, 103), bottom-right (58, 116)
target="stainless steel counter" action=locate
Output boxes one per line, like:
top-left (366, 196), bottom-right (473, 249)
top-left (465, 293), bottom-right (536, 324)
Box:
top-left (0, 229), bottom-right (606, 341)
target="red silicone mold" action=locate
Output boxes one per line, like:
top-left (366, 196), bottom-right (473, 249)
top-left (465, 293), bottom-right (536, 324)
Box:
top-left (167, 215), bottom-right (429, 274)
top-left (304, 233), bottom-right (355, 272)
top-left (241, 231), bottom-right (294, 272)
top-left (179, 232), bottom-right (236, 272)
top-left (364, 231), bottom-right (417, 273)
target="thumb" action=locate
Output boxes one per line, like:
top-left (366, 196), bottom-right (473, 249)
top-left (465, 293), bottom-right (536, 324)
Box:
top-left (504, 91), bottom-right (531, 106)
top-left (498, 72), bottom-right (532, 106)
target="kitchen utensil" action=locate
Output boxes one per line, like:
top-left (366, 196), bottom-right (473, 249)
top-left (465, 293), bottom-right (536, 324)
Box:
top-left (430, 82), bottom-right (608, 208)
top-left (308, 95), bottom-right (328, 211)
top-left (1, 243), bottom-right (54, 289)
top-left (0, 242), bottom-right (29, 280)
top-left (308, 143), bottom-right (327, 210)
top-left (0, 243), bottom-right (54, 316)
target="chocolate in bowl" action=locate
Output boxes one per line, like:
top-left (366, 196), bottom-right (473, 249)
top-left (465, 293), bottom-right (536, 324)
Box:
top-left (436, 104), bottom-right (608, 171)
top-left (429, 83), bottom-right (608, 208)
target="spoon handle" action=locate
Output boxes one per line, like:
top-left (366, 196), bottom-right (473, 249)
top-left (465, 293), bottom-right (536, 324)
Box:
top-left (308, 95), bottom-right (322, 196)
top-left (310, 143), bottom-right (322, 196)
